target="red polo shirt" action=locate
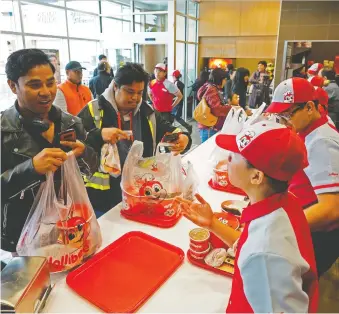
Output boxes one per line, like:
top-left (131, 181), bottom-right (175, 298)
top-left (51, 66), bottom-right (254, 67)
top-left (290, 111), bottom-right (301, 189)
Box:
top-left (226, 192), bottom-right (318, 313)
top-left (148, 79), bottom-right (179, 112)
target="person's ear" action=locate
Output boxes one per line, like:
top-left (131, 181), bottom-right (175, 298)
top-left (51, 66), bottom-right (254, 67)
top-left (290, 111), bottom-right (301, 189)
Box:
top-left (306, 101), bottom-right (315, 113)
top-left (7, 79), bottom-right (17, 95)
top-left (250, 169), bottom-right (265, 186)
top-left (113, 82), bottom-right (118, 92)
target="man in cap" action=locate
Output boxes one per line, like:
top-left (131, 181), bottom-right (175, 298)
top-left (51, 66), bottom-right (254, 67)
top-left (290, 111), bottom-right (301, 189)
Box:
top-left (54, 61), bottom-right (93, 115)
top-left (266, 77), bottom-right (339, 277)
top-left (148, 63), bottom-right (183, 123)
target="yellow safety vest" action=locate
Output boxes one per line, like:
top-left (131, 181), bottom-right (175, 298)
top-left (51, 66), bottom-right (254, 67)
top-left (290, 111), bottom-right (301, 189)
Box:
top-left (84, 100), bottom-right (110, 190)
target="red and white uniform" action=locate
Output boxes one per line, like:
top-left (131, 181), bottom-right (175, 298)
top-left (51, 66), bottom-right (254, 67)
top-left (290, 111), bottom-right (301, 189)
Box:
top-left (290, 116), bottom-right (339, 208)
top-left (148, 79), bottom-right (179, 112)
top-left (227, 192), bottom-right (318, 313)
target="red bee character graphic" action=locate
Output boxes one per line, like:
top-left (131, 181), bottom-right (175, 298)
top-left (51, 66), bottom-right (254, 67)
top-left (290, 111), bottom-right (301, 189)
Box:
top-left (238, 130), bottom-right (255, 149)
top-left (283, 91), bottom-right (294, 103)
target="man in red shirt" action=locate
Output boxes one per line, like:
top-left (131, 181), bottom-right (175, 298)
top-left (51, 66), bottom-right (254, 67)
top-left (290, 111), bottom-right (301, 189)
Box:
top-left (148, 63), bottom-right (183, 123)
top-left (177, 121), bottom-right (318, 313)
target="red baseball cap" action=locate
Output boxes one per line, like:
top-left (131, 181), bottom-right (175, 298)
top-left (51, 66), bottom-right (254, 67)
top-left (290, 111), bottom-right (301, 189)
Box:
top-left (309, 75), bottom-right (324, 87)
top-left (215, 121), bottom-right (308, 182)
top-left (308, 63), bottom-right (323, 76)
top-left (266, 78), bottom-right (315, 114)
top-left (155, 63), bottom-right (167, 71)
top-left (172, 70), bottom-right (181, 78)
top-left (314, 86), bottom-right (329, 106)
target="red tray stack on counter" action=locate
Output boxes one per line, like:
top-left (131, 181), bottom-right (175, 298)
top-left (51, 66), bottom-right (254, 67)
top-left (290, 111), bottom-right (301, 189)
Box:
top-left (67, 232), bottom-right (184, 313)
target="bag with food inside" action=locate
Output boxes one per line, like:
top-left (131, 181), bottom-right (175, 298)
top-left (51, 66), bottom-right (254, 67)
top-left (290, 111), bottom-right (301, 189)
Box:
top-left (16, 153), bottom-right (102, 273)
top-left (121, 140), bottom-right (184, 219)
top-left (99, 143), bottom-right (121, 177)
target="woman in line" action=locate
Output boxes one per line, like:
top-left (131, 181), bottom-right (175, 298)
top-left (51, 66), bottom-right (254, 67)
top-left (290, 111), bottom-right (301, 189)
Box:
top-left (197, 68), bottom-right (231, 143)
top-left (232, 67), bottom-right (250, 110)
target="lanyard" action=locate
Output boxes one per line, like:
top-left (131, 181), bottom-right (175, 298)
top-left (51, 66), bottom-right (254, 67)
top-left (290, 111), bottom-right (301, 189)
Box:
top-left (117, 111), bottom-right (134, 141)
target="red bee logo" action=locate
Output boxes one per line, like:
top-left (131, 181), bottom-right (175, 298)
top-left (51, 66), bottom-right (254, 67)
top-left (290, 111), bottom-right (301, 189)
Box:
top-left (283, 91), bottom-right (294, 103)
top-left (238, 131), bottom-right (255, 149)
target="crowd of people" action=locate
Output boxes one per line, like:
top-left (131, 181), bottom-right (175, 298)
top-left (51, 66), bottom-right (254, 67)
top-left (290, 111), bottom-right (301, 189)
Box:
top-left (1, 48), bottom-right (339, 312)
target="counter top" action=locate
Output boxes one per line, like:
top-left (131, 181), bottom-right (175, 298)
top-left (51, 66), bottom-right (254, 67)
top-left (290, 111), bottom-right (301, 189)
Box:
top-left (44, 134), bottom-right (244, 313)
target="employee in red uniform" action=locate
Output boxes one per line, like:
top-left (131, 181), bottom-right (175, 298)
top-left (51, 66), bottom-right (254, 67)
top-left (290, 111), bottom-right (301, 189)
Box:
top-left (148, 63), bottom-right (183, 123)
top-left (266, 78), bottom-right (339, 277)
top-left (177, 121), bottom-right (318, 313)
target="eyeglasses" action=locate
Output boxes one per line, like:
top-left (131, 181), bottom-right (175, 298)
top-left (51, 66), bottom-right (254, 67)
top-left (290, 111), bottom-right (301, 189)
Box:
top-left (276, 103), bottom-right (308, 121)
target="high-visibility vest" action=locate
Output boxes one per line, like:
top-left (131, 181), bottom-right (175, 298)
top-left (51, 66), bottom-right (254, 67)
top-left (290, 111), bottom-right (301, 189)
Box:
top-left (83, 100), bottom-right (110, 190)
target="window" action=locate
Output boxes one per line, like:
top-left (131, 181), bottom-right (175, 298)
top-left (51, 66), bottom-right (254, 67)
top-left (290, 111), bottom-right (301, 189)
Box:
top-left (102, 17), bottom-right (123, 33)
top-left (67, 10), bottom-right (100, 39)
top-left (187, 44), bottom-right (197, 87)
top-left (176, 15), bottom-right (185, 41)
top-left (25, 36), bottom-right (69, 83)
top-left (0, 34), bottom-right (24, 111)
top-left (0, 1), bottom-right (21, 32)
top-left (176, 42), bottom-right (185, 76)
top-left (188, 1), bottom-right (197, 18)
top-left (101, 1), bottom-right (126, 14)
top-left (176, 0), bottom-right (186, 14)
top-left (188, 18), bottom-right (197, 43)
top-left (134, 0), bottom-right (168, 12)
top-left (69, 40), bottom-right (99, 85)
top-left (66, 1), bottom-right (99, 13)
top-left (21, 2), bottom-right (67, 36)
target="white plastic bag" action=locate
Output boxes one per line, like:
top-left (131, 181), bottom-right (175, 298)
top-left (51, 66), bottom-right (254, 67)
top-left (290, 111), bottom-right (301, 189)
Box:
top-left (182, 161), bottom-right (199, 201)
top-left (99, 143), bottom-right (121, 178)
top-left (17, 153), bottom-right (102, 273)
top-left (121, 141), bottom-right (184, 218)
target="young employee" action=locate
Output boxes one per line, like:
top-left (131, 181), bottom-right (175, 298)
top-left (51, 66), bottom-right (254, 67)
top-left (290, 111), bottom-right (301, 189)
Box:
top-left (177, 121), bottom-right (318, 313)
top-left (266, 77), bottom-right (339, 276)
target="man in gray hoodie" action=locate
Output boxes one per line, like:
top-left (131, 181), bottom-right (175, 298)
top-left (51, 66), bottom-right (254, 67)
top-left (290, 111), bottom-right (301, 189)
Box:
top-left (78, 63), bottom-right (191, 215)
top-left (322, 69), bottom-right (339, 129)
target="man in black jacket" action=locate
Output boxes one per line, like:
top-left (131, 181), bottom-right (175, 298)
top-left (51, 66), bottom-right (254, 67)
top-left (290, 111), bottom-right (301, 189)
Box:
top-left (78, 63), bottom-right (192, 215)
top-left (89, 61), bottom-right (113, 98)
top-left (93, 54), bottom-right (114, 78)
top-left (1, 49), bottom-right (98, 252)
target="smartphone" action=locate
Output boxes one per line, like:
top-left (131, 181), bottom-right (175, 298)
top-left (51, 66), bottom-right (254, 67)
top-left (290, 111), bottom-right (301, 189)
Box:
top-left (162, 133), bottom-right (179, 143)
top-left (59, 129), bottom-right (76, 142)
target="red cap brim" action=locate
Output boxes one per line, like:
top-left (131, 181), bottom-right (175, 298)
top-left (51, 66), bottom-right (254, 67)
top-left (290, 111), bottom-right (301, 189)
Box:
top-left (265, 101), bottom-right (294, 114)
top-left (215, 134), bottom-right (240, 153)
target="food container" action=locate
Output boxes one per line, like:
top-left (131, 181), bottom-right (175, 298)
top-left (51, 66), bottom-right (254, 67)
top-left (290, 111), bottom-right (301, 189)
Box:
top-left (221, 200), bottom-right (248, 216)
top-left (121, 186), bottom-right (181, 219)
top-left (189, 228), bottom-right (210, 251)
top-left (189, 245), bottom-right (211, 260)
top-left (1, 256), bottom-right (53, 313)
top-left (212, 160), bottom-right (229, 188)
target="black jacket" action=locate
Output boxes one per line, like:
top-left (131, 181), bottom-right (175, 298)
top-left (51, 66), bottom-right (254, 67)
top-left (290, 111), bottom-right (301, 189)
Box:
top-left (89, 72), bottom-right (113, 98)
top-left (78, 91), bottom-right (192, 212)
top-left (93, 67), bottom-right (114, 78)
top-left (1, 105), bottom-right (99, 252)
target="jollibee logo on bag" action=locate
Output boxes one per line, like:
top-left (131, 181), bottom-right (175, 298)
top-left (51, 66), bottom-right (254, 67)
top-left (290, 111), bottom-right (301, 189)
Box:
top-left (238, 130), bottom-right (255, 149)
top-left (48, 245), bottom-right (89, 272)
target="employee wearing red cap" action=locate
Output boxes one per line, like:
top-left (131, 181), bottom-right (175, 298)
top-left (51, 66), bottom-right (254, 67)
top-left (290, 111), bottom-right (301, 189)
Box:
top-left (266, 77), bottom-right (339, 276)
top-left (171, 70), bottom-right (192, 133)
top-left (148, 63), bottom-right (183, 123)
top-left (177, 121), bottom-right (318, 313)
top-left (308, 63), bottom-right (324, 82)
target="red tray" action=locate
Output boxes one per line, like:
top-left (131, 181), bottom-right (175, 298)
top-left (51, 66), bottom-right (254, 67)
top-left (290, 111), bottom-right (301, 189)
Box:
top-left (67, 231), bottom-right (184, 313)
top-left (187, 250), bottom-right (234, 278)
top-left (120, 210), bottom-right (182, 228)
top-left (208, 179), bottom-right (247, 196)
